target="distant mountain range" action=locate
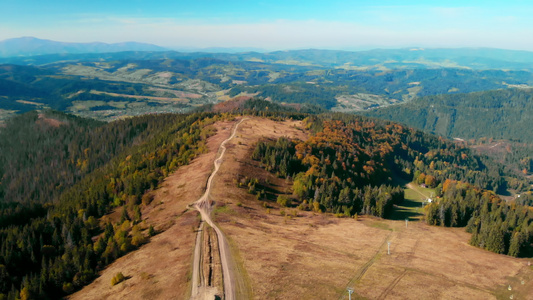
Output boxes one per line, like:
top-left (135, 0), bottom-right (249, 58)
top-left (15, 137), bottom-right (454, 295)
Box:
top-left (0, 37), bottom-right (167, 57)
top-left (2, 38), bottom-right (533, 71)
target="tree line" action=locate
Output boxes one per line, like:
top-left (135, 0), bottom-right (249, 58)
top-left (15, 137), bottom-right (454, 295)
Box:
top-left (425, 179), bottom-right (533, 257)
top-left (0, 110), bottom-right (222, 299)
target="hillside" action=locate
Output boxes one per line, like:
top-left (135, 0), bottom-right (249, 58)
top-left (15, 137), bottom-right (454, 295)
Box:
top-left (362, 88), bottom-right (533, 179)
top-left (0, 110), bottom-right (220, 299)
top-left (0, 107), bottom-right (531, 299)
top-left (363, 88), bottom-right (533, 143)
top-left (66, 115), bottom-right (533, 300)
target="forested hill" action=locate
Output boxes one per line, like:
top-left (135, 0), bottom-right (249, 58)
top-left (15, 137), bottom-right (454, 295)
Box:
top-left (0, 110), bottom-right (219, 299)
top-left (252, 115), bottom-right (533, 256)
top-left (363, 88), bottom-right (533, 143)
top-left (0, 108), bottom-right (531, 299)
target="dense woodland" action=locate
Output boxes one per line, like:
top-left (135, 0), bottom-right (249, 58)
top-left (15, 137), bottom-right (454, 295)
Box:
top-left (0, 110), bottom-right (220, 299)
top-left (364, 88), bottom-right (533, 183)
top-left (252, 115), bottom-right (533, 256)
top-left (364, 88), bottom-right (533, 143)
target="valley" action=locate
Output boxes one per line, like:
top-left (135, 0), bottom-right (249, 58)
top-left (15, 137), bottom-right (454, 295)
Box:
top-left (3, 50), bottom-right (533, 122)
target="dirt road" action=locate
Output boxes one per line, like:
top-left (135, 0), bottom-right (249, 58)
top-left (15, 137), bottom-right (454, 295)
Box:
top-left (190, 118), bottom-right (246, 300)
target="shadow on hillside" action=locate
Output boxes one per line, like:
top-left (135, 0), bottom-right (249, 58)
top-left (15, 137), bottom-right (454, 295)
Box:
top-left (389, 199), bottom-right (424, 221)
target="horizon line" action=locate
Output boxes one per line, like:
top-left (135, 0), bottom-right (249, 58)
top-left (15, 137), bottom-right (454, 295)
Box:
top-left (3, 36), bottom-right (533, 54)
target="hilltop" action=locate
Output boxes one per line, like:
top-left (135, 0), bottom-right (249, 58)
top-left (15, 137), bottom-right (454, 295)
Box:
top-left (69, 114), bottom-right (533, 300)
top-left (0, 108), bottom-right (531, 299)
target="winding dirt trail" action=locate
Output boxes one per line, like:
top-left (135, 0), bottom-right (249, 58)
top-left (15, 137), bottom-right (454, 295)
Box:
top-left (190, 118), bottom-right (247, 300)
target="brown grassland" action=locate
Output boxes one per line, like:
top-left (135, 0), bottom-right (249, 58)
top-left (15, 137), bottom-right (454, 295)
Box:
top-left (71, 116), bottom-right (533, 300)
top-left (209, 117), bottom-right (533, 300)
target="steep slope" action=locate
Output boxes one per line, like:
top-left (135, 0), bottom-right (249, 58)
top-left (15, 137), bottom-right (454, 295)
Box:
top-left (363, 88), bottom-right (533, 142)
top-left (69, 119), bottom-right (237, 300)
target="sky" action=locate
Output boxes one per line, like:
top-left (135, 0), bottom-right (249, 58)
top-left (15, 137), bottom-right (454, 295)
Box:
top-left (1, 0), bottom-right (533, 51)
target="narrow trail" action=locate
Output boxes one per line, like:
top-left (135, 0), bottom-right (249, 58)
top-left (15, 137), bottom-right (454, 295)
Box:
top-left (190, 118), bottom-right (247, 300)
top-left (377, 270), bottom-right (408, 300)
top-left (191, 222), bottom-right (205, 297)
top-left (339, 231), bottom-right (393, 299)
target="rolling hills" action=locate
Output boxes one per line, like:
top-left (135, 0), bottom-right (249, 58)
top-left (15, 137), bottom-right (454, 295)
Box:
top-left (3, 40), bottom-right (533, 71)
top-left (2, 55), bottom-right (533, 122)
top-left (1, 40), bottom-right (533, 298)
top-left (3, 40), bottom-right (533, 124)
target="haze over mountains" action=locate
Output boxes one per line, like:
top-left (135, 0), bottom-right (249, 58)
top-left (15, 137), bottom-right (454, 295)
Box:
top-left (0, 37), bottom-right (167, 58)
top-left (3, 37), bottom-right (533, 71)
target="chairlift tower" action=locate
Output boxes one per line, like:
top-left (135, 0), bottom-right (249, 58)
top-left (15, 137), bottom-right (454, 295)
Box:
top-left (347, 288), bottom-right (354, 300)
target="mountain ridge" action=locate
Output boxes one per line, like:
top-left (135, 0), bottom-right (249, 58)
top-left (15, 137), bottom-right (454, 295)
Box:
top-left (3, 37), bottom-right (533, 70)
top-left (0, 37), bottom-right (168, 57)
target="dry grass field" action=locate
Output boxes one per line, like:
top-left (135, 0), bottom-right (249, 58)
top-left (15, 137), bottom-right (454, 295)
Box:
top-left (209, 117), bottom-right (533, 300)
top-left (71, 116), bottom-right (533, 300)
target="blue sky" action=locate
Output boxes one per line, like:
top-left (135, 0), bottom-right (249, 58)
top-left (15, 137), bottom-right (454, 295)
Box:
top-left (2, 0), bottom-right (533, 50)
